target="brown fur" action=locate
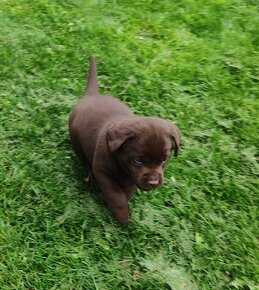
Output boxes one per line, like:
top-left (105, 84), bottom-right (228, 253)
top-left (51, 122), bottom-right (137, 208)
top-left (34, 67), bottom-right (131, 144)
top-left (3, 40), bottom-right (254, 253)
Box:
top-left (69, 57), bottom-right (180, 224)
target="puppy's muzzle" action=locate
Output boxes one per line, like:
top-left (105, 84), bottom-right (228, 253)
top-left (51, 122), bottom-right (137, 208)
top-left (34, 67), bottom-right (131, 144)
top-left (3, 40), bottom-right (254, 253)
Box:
top-left (138, 174), bottom-right (163, 190)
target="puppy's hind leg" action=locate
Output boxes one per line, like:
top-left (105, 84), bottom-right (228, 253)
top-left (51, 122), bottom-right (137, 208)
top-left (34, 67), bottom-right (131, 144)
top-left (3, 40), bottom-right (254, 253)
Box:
top-left (78, 153), bottom-right (95, 184)
top-left (82, 160), bottom-right (95, 185)
top-left (70, 134), bottom-right (95, 184)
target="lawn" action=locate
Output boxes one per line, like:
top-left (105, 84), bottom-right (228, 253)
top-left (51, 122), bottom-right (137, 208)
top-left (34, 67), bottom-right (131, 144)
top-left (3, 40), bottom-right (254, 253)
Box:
top-left (0, 0), bottom-right (258, 289)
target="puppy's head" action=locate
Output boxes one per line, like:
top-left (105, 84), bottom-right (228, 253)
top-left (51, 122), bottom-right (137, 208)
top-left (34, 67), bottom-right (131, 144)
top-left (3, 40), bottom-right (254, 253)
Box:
top-left (106, 117), bottom-right (180, 191)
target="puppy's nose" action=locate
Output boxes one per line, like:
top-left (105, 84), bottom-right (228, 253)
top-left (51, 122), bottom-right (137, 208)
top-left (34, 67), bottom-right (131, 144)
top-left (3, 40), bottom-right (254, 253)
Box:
top-left (148, 179), bottom-right (159, 186)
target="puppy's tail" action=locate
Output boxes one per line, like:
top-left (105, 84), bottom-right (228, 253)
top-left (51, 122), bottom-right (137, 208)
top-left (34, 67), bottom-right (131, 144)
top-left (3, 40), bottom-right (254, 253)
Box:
top-left (84, 57), bottom-right (98, 96)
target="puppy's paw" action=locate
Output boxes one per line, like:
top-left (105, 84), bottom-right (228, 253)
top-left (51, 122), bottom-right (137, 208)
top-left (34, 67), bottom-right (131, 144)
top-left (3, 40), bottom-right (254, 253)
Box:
top-left (84, 174), bottom-right (94, 185)
top-left (117, 215), bottom-right (130, 225)
top-left (84, 176), bottom-right (91, 183)
top-left (113, 207), bottom-right (131, 225)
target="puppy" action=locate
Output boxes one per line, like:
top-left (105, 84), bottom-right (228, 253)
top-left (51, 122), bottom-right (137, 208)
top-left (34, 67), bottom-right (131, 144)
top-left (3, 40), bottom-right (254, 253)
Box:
top-left (69, 57), bottom-right (180, 224)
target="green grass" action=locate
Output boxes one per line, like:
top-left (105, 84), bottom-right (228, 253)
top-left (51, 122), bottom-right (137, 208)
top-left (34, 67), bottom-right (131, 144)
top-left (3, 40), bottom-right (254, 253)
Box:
top-left (0, 0), bottom-right (258, 289)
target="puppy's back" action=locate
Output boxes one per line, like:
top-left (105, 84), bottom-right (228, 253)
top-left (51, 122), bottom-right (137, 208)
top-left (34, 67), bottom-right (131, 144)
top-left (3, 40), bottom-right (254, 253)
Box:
top-left (69, 58), bottom-right (133, 161)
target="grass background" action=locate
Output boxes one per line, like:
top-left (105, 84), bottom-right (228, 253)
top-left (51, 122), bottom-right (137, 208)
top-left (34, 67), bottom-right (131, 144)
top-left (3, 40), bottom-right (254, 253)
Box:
top-left (0, 0), bottom-right (258, 289)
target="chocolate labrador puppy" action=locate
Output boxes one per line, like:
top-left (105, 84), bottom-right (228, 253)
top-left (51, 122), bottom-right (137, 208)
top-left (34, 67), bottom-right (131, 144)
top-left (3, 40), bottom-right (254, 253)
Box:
top-left (69, 57), bottom-right (180, 224)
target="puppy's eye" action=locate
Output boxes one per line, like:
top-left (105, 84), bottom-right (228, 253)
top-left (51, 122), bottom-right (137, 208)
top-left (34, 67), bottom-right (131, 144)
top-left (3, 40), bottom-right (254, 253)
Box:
top-left (161, 155), bottom-right (168, 164)
top-left (133, 156), bottom-right (144, 165)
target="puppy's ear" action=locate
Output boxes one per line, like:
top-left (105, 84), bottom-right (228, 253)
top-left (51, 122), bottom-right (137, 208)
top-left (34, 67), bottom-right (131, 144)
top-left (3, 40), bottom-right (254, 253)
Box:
top-left (167, 123), bottom-right (181, 157)
top-left (106, 123), bottom-right (134, 153)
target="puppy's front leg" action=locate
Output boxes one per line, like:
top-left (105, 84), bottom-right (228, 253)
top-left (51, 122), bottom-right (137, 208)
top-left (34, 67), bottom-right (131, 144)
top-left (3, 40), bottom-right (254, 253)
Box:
top-left (95, 172), bottom-right (130, 224)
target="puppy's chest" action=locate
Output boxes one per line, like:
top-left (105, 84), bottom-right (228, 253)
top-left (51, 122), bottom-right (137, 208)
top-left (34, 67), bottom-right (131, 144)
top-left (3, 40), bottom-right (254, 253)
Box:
top-left (113, 170), bottom-right (135, 189)
top-left (118, 177), bottom-right (136, 196)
